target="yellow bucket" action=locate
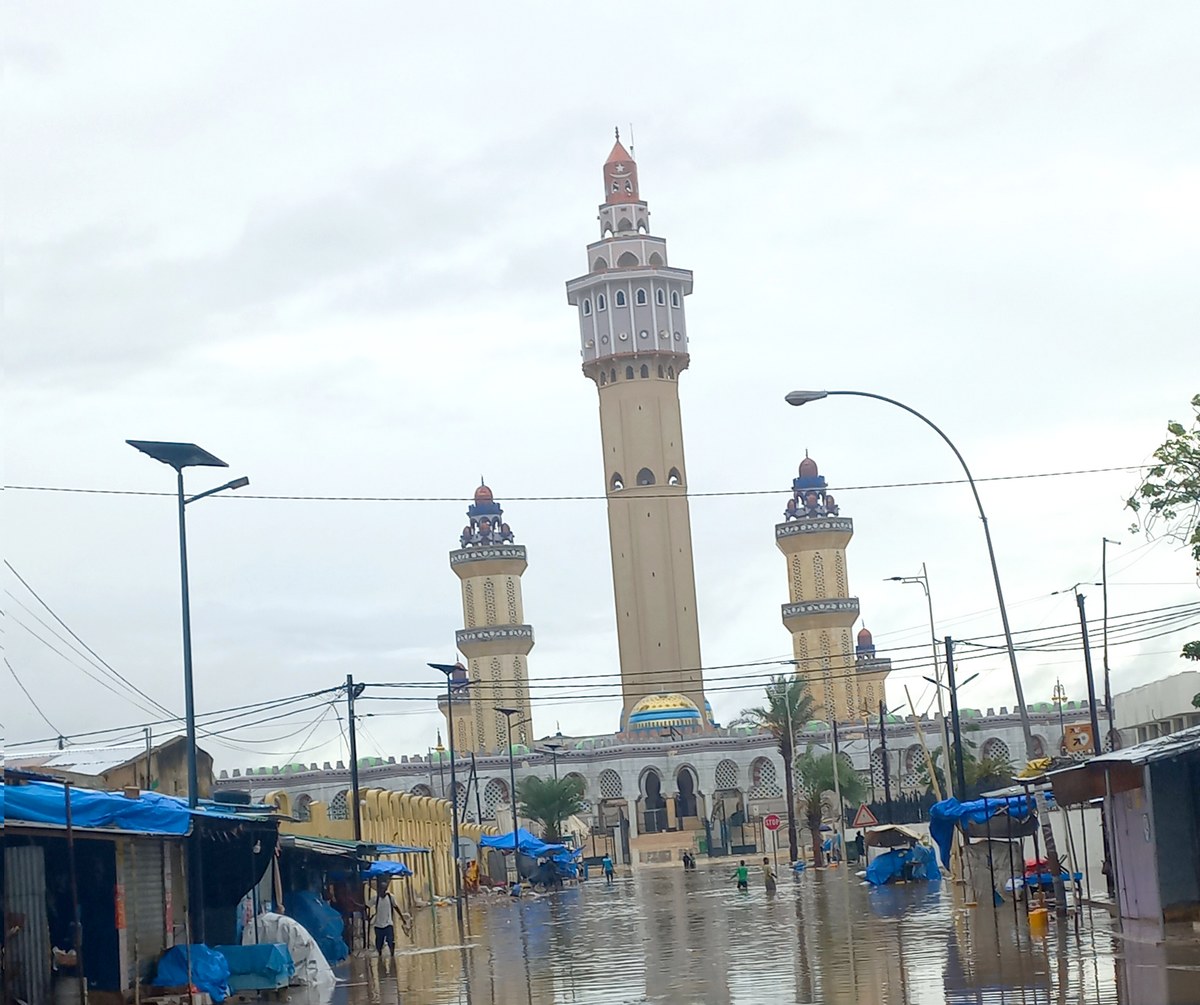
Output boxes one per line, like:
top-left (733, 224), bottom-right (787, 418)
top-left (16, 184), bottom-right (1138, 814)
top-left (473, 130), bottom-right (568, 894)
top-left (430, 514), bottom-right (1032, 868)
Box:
top-left (1028, 907), bottom-right (1049, 938)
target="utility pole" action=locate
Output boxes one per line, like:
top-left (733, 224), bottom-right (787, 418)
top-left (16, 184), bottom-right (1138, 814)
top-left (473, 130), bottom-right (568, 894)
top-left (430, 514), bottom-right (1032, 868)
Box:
top-left (1076, 591), bottom-right (1116, 897)
top-left (944, 638), bottom-right (968, 801)
top-left (1102, 538), bottom-right (1121, 748)
top-left (862, 701), bottom-right (876, 803)
top-left (878, 700), bottom-right (893, 824)
top-left (831, 718), bottom-right (847, 861)
top-left (346, 674), bottom-right (362, 842)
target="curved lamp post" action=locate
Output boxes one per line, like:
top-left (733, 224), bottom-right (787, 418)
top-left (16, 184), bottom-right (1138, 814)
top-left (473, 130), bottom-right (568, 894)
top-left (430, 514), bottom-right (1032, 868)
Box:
top-left (785, 390), bottom-right (1034, 756)
top-left (496, 708), bottom-right (531, 883)
top-left (429, 662), bottom-right (469, 925)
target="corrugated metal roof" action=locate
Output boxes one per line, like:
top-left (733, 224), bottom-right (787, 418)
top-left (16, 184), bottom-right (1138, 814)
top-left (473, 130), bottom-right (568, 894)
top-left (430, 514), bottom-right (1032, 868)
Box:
top-left (7, 746), bottom-right (145, 775)
top-left (1089, 722), bottom-right (1200, 766)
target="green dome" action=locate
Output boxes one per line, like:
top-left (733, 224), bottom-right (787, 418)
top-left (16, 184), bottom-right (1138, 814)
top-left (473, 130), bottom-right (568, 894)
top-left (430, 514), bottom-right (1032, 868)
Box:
top-left (1031, 702), bottom-right (1053, 713)
top-left (960, 708), bottom-right (982, 718)
top-left (510, 743), bottom-right (530, 756)
top-left (803, 720), bottom-right (830, 732)
top-left (574, 737), bottom-right (596, 750)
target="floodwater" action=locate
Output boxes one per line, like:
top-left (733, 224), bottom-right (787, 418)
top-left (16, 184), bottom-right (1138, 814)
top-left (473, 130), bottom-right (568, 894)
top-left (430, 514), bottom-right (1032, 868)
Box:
top-left (329, 865), bottom-right (1200, 1005)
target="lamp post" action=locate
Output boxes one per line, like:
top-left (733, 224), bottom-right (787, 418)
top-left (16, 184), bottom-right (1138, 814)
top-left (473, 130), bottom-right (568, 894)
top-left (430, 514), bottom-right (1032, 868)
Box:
top-left (539, 741), bottom-right (564, 780)
top-left (785, 390), bottom-right (1035, 759)
top-left (429, 662), bottom-right (469, 924)
top-left (923, 657), bottom-right (979, 800)
top-left (496, 708), bottom-right (530, 883)
top-left (1052, 679), bottom-right (1068, 751)
top-left (127, 440), bottom-right (249, 808)
top-left (886, 565), bottom-right (955, 798)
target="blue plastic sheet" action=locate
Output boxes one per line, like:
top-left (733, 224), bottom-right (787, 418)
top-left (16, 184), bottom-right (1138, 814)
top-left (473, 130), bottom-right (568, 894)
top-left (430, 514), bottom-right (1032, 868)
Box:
top-left (928, 796), bottom-right (1035, 868)
top-left (479, 828), bottom-right (567, 858)
top-left (214, 944), bottom-right (294, 992)
top-left (362, 860), bottom-right (413, 878)
top-left (8, 779), bottom-right (192, 835)
top-left (152, 945), bottom-right (232, 1001)
top-left (286, 890), bottom-right (348, 965)
top-left (865, 845), bottom-right (941, 886)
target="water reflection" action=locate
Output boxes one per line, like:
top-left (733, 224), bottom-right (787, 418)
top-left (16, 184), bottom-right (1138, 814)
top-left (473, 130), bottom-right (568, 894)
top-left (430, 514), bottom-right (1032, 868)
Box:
top-left (319, 867), bottom-right (1200, 1004)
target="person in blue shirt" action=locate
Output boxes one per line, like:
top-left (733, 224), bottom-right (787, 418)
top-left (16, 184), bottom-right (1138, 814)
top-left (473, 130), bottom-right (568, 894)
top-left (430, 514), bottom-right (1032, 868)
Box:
top-left (602, 854), bottom-right (615, 886)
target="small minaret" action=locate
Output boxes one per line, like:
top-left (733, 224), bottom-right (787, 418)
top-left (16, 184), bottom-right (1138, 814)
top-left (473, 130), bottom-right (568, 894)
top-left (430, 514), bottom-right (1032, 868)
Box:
top-left (565, 131), bottom-right (706, 729)
top-left (776, 456), bottom-right (879, 721)
top-left (446, 482), bottom-right (535, 753)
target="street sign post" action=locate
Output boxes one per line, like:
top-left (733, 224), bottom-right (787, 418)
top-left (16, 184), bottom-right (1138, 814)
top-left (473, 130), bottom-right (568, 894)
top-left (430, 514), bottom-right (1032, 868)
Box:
top-left (764, 814), bottom-right (781, 872)
top-left (852, 803), bottom-right (878, 829)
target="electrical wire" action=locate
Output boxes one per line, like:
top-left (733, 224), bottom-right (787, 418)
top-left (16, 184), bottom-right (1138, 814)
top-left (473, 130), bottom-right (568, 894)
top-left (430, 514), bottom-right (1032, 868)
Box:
top-left (0, 463), bottom-right (1146, 504)
top-left (6, 657), bottom-right (63, 736)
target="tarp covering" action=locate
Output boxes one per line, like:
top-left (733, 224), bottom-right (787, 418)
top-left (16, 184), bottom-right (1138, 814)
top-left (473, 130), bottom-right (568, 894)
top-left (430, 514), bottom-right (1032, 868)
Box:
top-left (243, 913), bottom-right (335, 994)
top-left (362, 860), bottom-right (413, 878)
top-left (214, 944), bottom-right (294, 992)
top-left (152, 945), bottom-right (232, 1001)
top-left (928, 796), bottom-right (1035, 868)
top-left (865, 844), bottom-right (941, 886)
top-left (7, 779), bottom-right (192, 836)
top-left (480, 828), bottom-right (567, 858)
top-left (285, 890), bottom-right (348, 965)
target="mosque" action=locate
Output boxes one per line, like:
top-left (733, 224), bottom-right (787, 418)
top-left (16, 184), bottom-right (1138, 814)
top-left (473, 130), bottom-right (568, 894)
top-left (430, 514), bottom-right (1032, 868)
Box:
top-left (216, 134), bottom-right (1096, 865)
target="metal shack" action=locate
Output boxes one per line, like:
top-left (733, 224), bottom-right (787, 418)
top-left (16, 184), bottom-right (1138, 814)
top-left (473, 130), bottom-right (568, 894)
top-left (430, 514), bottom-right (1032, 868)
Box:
top-left (1048, 723), bottom-right (1200, 927)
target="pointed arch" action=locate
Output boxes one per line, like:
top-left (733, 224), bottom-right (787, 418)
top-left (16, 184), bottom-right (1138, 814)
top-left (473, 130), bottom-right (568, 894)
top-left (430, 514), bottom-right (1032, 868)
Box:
top-left (640, 364), bottom-right (649, 378)
top-left (671, 290), bottom-right (680, 308)
top-left (610, 472), bottom-right (625, 491)
top-left (615, 289), bottom-right (627, 306)
top-left (592, 256), bottom-right (608, 272)
top-left (648, 252), bottom-right (664, 267)
top-left (657, 364), bottom-right (665, 378)
top-left (617, 251), bottom-right (639, 267)
top-left (597, 293), bottom-right (607, 310)
top-left (582, 298), bottom-right (591, 316)
top-left (655, 287), bottom-right (666, 305)
top-left (667, 467), bottom-right (682, 486)
top-left (625, 365), bottom-right (635, 380)
top-left (635, 288), bottom-right (648, 306)
top-left (636, 468), bottom-right (656, 486)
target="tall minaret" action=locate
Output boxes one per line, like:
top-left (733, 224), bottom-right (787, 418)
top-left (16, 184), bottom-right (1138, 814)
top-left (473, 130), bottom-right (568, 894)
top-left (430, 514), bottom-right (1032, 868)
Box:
top-left (445, 483), bottom-right (535, 753)
top-left (566, 131), bottom-right (706, 729)
top-left (775, 456), bottom-right (887, 721)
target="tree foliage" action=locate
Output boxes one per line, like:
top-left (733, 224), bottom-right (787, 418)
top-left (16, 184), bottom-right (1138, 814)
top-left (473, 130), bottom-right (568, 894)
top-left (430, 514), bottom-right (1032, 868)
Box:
top-left (794, 749), bottom-right (867, 867)
top-left (733, 675), bottom-right (816, 863)
top-left (517, 775), bottom-right (585, 843)
top-left (1128, 393), bottom-right (1200, 661)
top-left (917, 744), bottom-right (1013, 800)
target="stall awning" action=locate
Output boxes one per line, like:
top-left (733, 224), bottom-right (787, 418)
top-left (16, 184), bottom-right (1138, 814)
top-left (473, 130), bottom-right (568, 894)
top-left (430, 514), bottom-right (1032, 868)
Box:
top-left (278, 834), bottom-right (429, 857)
top-left (4, 778), bottom-right (193, 836)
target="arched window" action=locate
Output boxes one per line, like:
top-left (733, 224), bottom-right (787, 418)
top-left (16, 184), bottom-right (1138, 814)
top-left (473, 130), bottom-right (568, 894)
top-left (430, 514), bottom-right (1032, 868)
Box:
top-left (655, 288), bottom-right (666, 306)
top-left (625, 365), bottom-right (635, 380)
top-left (610, 368), bottom-right (616, 383)
top-left (599, 371), bottom-right (606, 385)
top-left (635, 288), bottom-right (647, 306)
top-left (667, 366), bottom-right (675, 379)
top-left (592, 256), bottom-right (608, 272)
top-left (667, 467), bottom-right (681, 485)
top-left (640, 364), bottom-right (649, 378)
top-left (295, 794), bottom-right (313, 822)
top-left (617, 251), bottom-right (639, 267)
top-left (637, 468), bottom-right (655, 486)
top-left (583, 299), bottom-right (591, 316)
top-left (671, 291), bottom-right (680, 308)
top-left (615, 290), bottom-right (627, 307)
top-left (597, 293), bottom-right (607, 311)
top-left (648, 251), bottom-right (664, 266)
top-left (610, 472), bottom-right (624, 491)
top-left (611, 181), bottom-right (619, 192)
top-left (657, 364), bottom-right (665, 378)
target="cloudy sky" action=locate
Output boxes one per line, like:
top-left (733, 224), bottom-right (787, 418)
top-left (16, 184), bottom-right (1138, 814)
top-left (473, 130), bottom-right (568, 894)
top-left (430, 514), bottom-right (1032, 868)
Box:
top-left (6, 3), bottom-right (1198, 772)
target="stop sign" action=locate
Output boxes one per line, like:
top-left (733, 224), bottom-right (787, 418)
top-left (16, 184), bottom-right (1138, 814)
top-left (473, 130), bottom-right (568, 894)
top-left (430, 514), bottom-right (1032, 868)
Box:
top-left (764, 813), bottom-right (781, 831)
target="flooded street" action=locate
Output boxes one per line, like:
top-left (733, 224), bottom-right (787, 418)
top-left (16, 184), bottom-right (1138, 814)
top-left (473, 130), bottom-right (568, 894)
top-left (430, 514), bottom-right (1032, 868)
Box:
top-left (329, 865), bottom-right (1200, 1004)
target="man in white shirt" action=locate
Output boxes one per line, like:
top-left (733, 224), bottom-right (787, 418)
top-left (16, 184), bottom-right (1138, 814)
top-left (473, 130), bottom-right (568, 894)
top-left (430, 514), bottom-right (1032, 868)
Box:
top-left (367, 879), bottom-right (398, 956)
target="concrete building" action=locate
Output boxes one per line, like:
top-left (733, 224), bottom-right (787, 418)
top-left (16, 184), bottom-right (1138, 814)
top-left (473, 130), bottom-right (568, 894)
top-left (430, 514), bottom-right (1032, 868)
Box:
top-left (566, 132), bottom-right (706, 728)
top-left (441, 482), bottom-right (535, 753)
top-left (776, 455), bottom-right (891, 720)
top-left (1114, 669), bottom-right (1200, 745)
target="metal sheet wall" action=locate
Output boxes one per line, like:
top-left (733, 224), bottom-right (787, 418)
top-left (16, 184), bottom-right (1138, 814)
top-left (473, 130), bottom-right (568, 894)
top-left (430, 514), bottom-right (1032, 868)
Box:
top-left (127, 839), bottom-right (168, 984)
top-left (5, 845), bottom-right (52, 1005)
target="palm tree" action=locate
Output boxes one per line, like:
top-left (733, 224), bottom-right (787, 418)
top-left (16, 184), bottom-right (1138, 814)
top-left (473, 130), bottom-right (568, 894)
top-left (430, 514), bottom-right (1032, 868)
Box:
top-left (517, 775), bottom-right (585, 844)
top-left (733, 675), bottom-right (815, 864)
top-left (918, 744), bottom-right (1013, 800)
top-left (794, 749), bottom-right (867, 867)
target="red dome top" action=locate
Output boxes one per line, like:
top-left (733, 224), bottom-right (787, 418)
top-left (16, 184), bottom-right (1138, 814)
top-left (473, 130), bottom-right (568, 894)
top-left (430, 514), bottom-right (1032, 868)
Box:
top-left (798, 457), bottom-right (819, 478)
top-left (857, 626), bottom-right (873, 645)
top-left (474, 484), bottom-right (494, 505)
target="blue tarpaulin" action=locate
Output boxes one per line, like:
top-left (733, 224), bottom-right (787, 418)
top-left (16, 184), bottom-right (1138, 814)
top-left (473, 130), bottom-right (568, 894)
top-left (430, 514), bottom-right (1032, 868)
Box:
top-left (479, 828), bottom-right (567, 858)
top-left (362, 860), bottom-right (413, 878)
top-left (214, 944), bottom-right (294, 992)
top-left (865, 844), bottom-right (941, 886)
top-left (928, 796), bottom-right (1035, 868)
top-left (7, 779), bottom-right (193, 836)
top-left (152, 945), bottom-right (232, 1001)
top-left (286, 890), bottom-right (348, 965)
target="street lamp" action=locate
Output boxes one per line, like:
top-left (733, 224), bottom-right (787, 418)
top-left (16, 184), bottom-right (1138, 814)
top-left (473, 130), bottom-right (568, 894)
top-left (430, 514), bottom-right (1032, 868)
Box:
top-left (923, 668), bottom-right (980, 799)
top-left (539, 741), bottom-right (564, 780)
top-left (127, 440), bottom-right (249, 807)
top-left (885, 565), bottom-right (955, 798)
top-left (786, 389), bottom-right (1035, 759)
top-left (496, 708), bottom-right (530, 883)
top-left (429, 662), bottom-right (469, 924)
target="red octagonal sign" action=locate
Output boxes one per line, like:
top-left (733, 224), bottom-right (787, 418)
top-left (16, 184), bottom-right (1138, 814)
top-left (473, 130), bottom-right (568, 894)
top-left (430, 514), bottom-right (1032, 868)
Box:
top-left (764, 813), bottom-right (781, 832)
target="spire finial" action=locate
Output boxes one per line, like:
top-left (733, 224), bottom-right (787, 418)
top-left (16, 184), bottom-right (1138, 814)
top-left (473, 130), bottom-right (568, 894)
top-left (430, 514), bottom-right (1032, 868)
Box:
top-left (614, 126), bottom-right (620, 142)
top-left (480, 474), bottom-right (485, 487)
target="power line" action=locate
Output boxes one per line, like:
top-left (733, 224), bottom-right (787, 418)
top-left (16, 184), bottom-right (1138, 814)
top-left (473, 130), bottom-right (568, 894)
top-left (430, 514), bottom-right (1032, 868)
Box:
top-left (0, 463), bottom-right (1145, 504)
top-left (6, 657), bottom-right (63, 737)
top-left (4, 560), bottom-right (174, 717)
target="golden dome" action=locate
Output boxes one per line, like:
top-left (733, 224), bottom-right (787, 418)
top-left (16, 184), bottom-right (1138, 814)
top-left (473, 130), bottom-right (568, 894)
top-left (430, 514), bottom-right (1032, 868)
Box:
top-left (628, 693), bottom-right (703, 731)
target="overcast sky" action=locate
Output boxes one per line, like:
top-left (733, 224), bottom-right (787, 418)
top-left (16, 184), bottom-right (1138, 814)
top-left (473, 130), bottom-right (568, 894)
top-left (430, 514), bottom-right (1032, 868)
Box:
top-left (5, 3), bottom-right (1198, 772)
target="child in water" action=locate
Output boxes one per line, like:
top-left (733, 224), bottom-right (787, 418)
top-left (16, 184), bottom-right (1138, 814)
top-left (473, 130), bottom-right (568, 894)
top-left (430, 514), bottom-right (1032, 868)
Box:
top-left (732, 860), bottom-right (749, 891)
